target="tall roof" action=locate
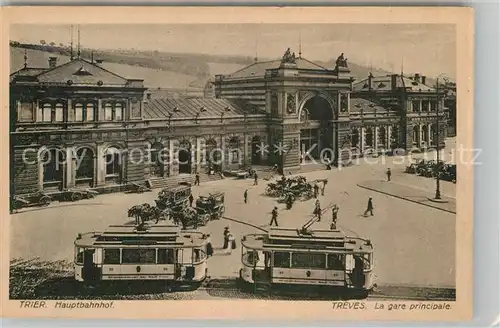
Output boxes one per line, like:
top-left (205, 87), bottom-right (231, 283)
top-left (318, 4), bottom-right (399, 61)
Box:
top-left (10, 58), bottom-right (138, 87)
top-left (225, 57), bottom-right (330, 79)
top-left (353, 74), bottom-right (435, 93)
top-left (143, 97), bottom-right (265, 120)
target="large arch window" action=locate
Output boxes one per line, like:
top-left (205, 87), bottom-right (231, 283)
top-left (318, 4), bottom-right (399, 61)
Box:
top-left (75, 103), bottom-right (84, 121)
top-left (86, 103), bottom-right (95, 121)
top-left (104, 103), bottom-right (113, 121)
top-left (42, 103), bottom-right (52, 122)
top-left (76, 147), bottom-right (95, 187)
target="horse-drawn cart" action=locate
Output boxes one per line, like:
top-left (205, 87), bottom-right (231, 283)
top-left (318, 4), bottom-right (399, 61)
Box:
top-left (10, 191), bottom-right (52, 213)
top-left (195, 192), bottom-right (225, 222)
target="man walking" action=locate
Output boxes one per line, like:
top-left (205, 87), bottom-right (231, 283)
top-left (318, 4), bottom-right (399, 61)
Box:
top-left (386, 168), bottom-right (392, 182)
top-left (253, 172), bottom-right (258, 186)
top-left (321, 179), bottom-right (328, 196)
top-left (270, 206), bottom-right (279, 226)
top-left (330, 205), bottom-right (339, 230)
top-left (364, 197), bottom-right (374, 216)
top-left (189, 193), bottom-right (194, 207)
top-left (313, 199), bottom-right (322, 221)
top-left (244, 189), bottom-right (248, 204)
top-left (313, 184), bottom-right (319, 199)
top-left (195, 172), bottom-right (200, 186)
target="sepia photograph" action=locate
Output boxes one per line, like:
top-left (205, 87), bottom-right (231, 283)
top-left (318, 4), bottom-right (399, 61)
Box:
top-left (1, 7), bottom-right (474, 321)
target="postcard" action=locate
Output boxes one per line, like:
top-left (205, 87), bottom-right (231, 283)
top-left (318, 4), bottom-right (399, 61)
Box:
top-left (1, 6), bottom-right (474, 321)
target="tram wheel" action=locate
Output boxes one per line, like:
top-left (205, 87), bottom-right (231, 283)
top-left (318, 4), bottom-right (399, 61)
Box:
top-left (40, 196), bottom-right (51, 206)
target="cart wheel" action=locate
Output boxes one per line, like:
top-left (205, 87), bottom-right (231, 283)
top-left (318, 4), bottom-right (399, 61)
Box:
top-left (40, 196), bottom-right (51, 206)
top-left (71, 192), bottom-right (83, 202)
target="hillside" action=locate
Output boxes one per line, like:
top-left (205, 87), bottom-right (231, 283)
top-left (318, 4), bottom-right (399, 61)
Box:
top-left (10, 43), bottom-right (396, 89)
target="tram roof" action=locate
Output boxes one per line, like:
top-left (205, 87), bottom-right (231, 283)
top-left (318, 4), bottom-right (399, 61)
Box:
top-left (242, 228), bottom-right (373, 253)
top-left (75, 225), bottom-right (207, 248)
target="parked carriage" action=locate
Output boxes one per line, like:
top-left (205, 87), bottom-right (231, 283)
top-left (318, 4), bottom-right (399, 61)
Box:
top-left (10, 191), bottom-right (52, 212)
top-left (155, 185), bottom-right (192, 211)
top-left (195, 192), bottom-right (225, 222)
top-left (59, 188), bottom-right (99, 202)
top-left (265, 176), bottom-right (315, 201)
top-left (125, 182), bottom-right (152, 194)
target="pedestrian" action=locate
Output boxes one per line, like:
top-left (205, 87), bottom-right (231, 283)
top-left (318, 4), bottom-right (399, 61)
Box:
top-left (313, 199), bottom-right (322, 221)
top-left (386, 168), bottom-right (392, 182)
top-left (313, 184), bottom-right (319, 198)
top-left (205, 234), bottom-right (214, 257)
top-left (364, 197), bottom-right (374, 216)
top-left (331, 205), bottom-right (339, 230)
top-left (321, 179), bottom-right (328, 196)
top-left (286, 193), bottom-right (294, 210)
top-left (195, 172), bottom-right (200, 186)
top-left (270, 206), bottom-right (279, 226)
top-left (244, 189), bottom-right (248, 204)
top-left (223, 227), bottom-right (230, 249)
top-left (189, 194), bottom-right (194, 207)
top-left (226, 233), bottom-right (235, 254)
top-left (253, 173), bottom-right (258, 186)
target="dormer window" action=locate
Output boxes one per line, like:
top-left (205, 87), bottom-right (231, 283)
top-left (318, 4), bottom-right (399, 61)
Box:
top-left (173, 107), bottom-right (180, 113)
top-left (378, 82), bottom-right (386, 88)
top-left (225, 106), bottom-right (231, 112)
top-left (362, 83), bottom-right (369, 89)
top-left (74, 66), bottom-right (93, 76)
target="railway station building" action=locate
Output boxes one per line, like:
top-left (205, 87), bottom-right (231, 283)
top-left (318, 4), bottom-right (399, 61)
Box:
top-left (10, 48), bottom-right (446, 196)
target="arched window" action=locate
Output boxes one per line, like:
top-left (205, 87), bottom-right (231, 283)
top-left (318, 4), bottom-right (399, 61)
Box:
top-left (104, 103), bottom-right (113, 121)
top-left (74, 103), bottom-right (84, 121)
top-left (42, 103), bottom-right (52, 122)
top-left (114, 103), bottom-right (123, 121)
top-left (54, 103), bottom-right (64, 122)
top-left (229, 137), bottom-right (240, 164)
top-left (86, 103), bottom-right (95, 121)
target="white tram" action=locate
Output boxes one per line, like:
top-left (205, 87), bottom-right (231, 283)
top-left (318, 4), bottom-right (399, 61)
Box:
top-left (74, 224), bottom-right (208, 287)
top-left (239, 227), bottom-right (374, 295)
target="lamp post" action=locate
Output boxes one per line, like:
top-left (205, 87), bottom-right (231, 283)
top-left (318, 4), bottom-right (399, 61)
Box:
top-left (434, 78), bottom-right (441, 200)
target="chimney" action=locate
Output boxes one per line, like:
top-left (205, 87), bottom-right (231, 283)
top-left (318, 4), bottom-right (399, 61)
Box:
top-left (391, 74), bottom-right (398, 91)
top-left (414, 73), bottom-right (420, 83)
top-left (95, 59), bottom-right (104, 65)
top-left (368, 73), bottom-right (373, 91)
top-left (421, 76), bottom-right (426, 85)
top-left (48, 56), bottom-right (57, 68)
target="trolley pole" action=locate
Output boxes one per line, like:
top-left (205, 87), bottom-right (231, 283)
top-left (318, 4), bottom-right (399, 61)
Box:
top-left (434, 78), bottom-right (441, 200)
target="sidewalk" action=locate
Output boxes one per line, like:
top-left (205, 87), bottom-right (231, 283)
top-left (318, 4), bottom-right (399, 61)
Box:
top-left (357, 180), bottom-right (456, 214)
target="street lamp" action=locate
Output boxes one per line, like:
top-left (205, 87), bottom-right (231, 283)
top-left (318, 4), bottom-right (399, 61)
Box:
top-left (433, 74), bottom-right (448, 201)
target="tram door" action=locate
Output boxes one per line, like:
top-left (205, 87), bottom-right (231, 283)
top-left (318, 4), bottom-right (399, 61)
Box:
top-left (252, 251), bottom-right (270, 282)
top-left (345, 254), bottom-right (364, 288)
top-left (82, 248), bottom-right (101, 281)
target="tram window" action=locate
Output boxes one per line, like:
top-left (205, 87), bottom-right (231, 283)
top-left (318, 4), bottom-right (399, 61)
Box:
top-left (157, 249), bottom-right (175, 264)
top-left (273, 252), bottom-right (290, 268)
top-left (103, 248), bottom-right (121, 264)
top-left (122, 248), bottom-right (156, 264)
top-left (327, 254), bottom-right (344, 270)
top-left (75, 247), bottom-right (84, 264)
top-left (363, 253), bottom-right (372, 270)
top-left (291, 253), bottom-right (326, 269)
top-left (193, 248), bottom-right (206, 262)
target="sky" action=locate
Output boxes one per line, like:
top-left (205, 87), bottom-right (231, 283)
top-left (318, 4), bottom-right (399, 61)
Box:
top-left (10, 24), bottom-right (456, 79)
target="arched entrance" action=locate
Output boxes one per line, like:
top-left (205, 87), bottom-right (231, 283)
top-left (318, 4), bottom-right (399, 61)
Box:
top-left (42, 148), bottom-right (66, 191)
top-left (75, 147), bottom-right (94, 187)
top-left (378, 126), bottom-right (386, 149)
top-left (390, 124), bottom-right (400, 149)
top-left (351, 128), bottom-right (360, 149)
top-left (178, 140), bottom-right (192, 174)
top-left (251, 136), bottom-right (262, 165)
top-left (299, 96), bottom-right (335, 161)
top-left (413, 126), bottom-right (420, 147)
top-left (205, 138), bottom-right (220, 172)
top-left (149, 142), bottom-right (165, 177)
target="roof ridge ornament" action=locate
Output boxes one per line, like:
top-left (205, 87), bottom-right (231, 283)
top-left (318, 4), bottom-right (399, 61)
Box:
top-left (335, 53), bottom-right (348, 69)
top-left (281, 47), bottom-right (297, 65)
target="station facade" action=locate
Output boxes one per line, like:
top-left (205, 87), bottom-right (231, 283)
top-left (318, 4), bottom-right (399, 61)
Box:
top-left (10, 49), bottom-right (446, 196)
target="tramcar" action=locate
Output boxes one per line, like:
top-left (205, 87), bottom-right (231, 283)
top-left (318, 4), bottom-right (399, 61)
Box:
top-left (74, 224), bottom-right (208, 288)
top-left (239, 226), bottom-right (374, 296)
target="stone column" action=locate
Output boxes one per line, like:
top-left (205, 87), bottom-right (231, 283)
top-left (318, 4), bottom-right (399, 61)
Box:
top-left (360, 127), bottom-right (366, 153)
top-left (244, 134), bottom-right (249, 166)
top-left (66, 147), bottom-right (75, 188)
top-left (374, 126), bottom-right (379, 151)
top-left (92, 155), bottom-right (98, 187)
top-left (386, 125), bottom-right (391, 149)
top-left (96, 143), bottom-right (106, 186)
top-left (97, 99), bottom-right (103, 121)
top-left (428, 124), bottom-right (433, 146)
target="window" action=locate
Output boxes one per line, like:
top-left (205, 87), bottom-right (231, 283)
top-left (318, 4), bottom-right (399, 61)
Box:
top-left (122, 248), bottom-right (156, 264)
top-left (114, 103), bottom-right (123, 121)
top-left (327, 254), bottom-right (345, 270)
top-left (75, 247), bottom-right (84, 265)
top-left (421, 101), bottom-right (429, 112)
top-left (105, 148), bottom-right (121, 176)
top-left (104, 103), bottom-right (113, 121)
top-left (430, 101), bottom-right (438, 111)
top-left (291, 252), bottom-right (326, 269)
top-left (157, 249), bottom-right (175, 264)
top-left (412, 100), bottom-right (420, 112)
top-left (231, 150), bottom-right (239, 164)
top-left (86, 103), bottom-right (95, 121)
top-left (54, 103), bottom-right (64, 122)
top-left (42, 103), bottom-right (52, 122)
top-left (273, 252), bottom-right (290, 268)
top-left (75, 103), bottom-right (84, 121)
top-left (103, 248), bottom-right (121, 264)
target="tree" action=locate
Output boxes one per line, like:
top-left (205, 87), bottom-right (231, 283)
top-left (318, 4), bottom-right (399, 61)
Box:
top-left (59, 43), bottom-right (64, 47)
top-left (49, 42), bottom-right (56, 46)
top-left (39, 40), bottom-right (46, 46)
